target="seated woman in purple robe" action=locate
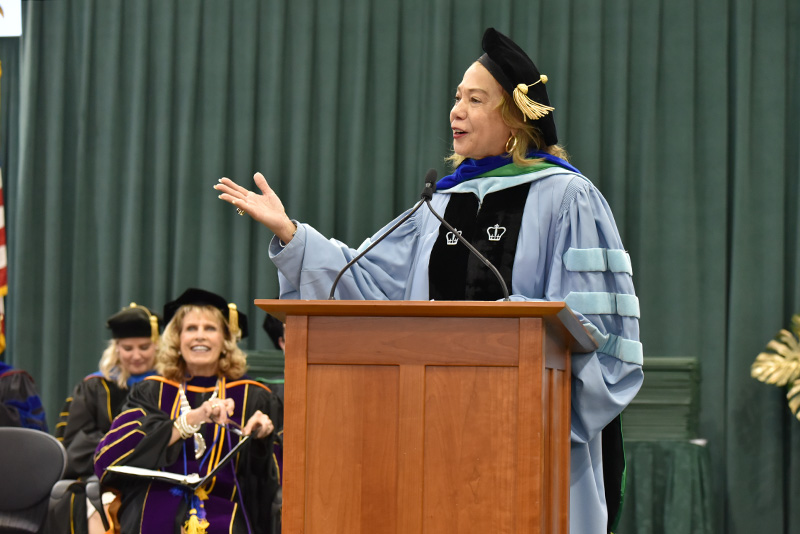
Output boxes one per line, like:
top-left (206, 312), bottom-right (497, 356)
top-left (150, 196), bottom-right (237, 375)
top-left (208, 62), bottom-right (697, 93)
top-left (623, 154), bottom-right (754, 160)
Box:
top-left (94, 288), bottom-right (282, 534)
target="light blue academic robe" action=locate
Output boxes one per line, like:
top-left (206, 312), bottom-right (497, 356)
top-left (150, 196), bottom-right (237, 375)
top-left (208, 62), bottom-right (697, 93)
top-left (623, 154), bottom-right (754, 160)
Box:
top-left (269, 165), bottom-right (643, 534)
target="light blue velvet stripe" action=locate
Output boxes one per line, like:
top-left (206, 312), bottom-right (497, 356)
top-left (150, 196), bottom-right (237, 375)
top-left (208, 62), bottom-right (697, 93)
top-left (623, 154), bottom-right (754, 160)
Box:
top-left (600, 334), bottom-right (643, 365)
top-left (565, 291), bottom-right (640, 318)
top-left (616, 294), bottom-right (640, 317)
top-left (563, 248), bottom-right (607, 271)
top-left (581, 322), bottom-right (643, 365)
top-left (606, 249), bottom-right (633, 274)
top-left (563, 247), bottom-right (633, 274)
top-left (565, 291), bottom-right (616, 315)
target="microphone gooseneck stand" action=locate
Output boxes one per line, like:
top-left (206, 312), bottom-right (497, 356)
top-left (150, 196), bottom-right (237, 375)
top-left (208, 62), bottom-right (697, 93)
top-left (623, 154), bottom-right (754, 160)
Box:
top-left (327, 169), bottom-right (439, 300)
top-left (329, 168), bottom-right (511, 302)
top-left (421, 200), bottom-right (511, 302)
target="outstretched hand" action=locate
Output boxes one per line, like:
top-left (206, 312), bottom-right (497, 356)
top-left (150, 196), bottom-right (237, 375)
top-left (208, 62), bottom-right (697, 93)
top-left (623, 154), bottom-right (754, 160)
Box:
top-left (215, 173), bottom-right (297, 243)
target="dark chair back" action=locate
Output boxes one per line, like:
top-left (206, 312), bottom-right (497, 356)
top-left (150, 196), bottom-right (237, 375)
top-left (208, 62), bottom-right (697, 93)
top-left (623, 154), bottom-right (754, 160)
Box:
top-left (0, 427), bottom-right (67, 534)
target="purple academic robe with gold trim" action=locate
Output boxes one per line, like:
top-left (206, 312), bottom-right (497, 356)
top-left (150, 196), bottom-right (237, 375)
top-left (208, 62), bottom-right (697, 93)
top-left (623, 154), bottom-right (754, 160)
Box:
top-left (94, 375), bottom-right (282, 534)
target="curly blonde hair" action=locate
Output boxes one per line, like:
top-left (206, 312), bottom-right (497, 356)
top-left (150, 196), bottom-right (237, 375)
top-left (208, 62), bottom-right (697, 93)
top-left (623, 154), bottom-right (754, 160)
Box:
top-left (156, 305), bottom-right (247, 382)
top-left (446, 87), bottom-right (570, 169)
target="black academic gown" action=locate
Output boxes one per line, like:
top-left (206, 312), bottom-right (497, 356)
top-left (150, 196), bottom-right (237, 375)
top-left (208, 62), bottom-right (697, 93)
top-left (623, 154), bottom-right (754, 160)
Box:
top-left (56, 375), bottom-right (130, 478)
top-left (43, 375), bottom-right (134, 534)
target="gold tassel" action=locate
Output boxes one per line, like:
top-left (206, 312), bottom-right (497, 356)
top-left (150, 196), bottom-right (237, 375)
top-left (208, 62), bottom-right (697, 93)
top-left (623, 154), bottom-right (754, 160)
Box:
top-left (183, 488), bottom-right (210, 534)
top-left (227, 303), bottom-right (240, 339)
top-left (512, 75), bottom-right (555, 121)
top-left (183, 510), bottom-right (209, 534)
top-left (183, 508), bottom-right (208, 534)
top-left (149, 315), bottom-right (159, 344)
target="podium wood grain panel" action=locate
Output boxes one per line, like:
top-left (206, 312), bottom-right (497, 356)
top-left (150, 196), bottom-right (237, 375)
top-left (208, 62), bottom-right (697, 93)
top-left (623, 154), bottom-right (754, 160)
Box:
top-left (553, 369), bottom-right (569, 532)
top-left (305, 365), bottom-right (399, 534)
top-left (259, 300), bottom-right (591, 534)
top-left (517, 318), bottom-right (544, 533)
top-left (397, 365), bottom-right (425, 534)
top-left (544, 319), bottom-right (571, 532)
top-left (543, 371), bottom-right (555, 533)
top-left (423, 366), bottom-right (518, 534)
top-left (307, 316), bottom-right (519, 365)
top-left (543, 368), bottom-right (569, 532)
top-left (283, 315), bottom-right (308, 534)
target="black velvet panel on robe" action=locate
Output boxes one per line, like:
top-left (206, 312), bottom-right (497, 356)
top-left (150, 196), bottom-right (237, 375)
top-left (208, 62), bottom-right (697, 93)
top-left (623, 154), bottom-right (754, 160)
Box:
top-left (429, 183), bottom-right (530, 301)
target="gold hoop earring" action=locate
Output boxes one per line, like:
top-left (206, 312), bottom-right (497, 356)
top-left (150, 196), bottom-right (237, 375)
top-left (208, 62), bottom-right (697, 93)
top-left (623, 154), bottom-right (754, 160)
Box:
top-left (505, 134), bottom-right (518, 154)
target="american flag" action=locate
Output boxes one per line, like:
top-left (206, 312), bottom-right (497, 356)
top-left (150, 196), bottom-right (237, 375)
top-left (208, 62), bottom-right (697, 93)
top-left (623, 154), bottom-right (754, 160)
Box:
top-left (0, 168), bottom-right (6, 355)
top-left (0, 59), bottom-right (6, 354)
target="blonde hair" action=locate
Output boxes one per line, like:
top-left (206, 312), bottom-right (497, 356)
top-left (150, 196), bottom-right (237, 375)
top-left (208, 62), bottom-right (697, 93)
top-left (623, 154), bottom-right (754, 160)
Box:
top-left (156, 305), bottom-right (247, 382)
top-left (98, 340), bottom-right (131, 389)
top-left (446, 91), bottom-right (570, 169)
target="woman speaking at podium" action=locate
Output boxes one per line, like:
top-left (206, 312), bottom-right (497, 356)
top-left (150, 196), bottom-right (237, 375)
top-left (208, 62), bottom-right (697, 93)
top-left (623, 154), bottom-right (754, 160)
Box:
top-left (216, 28), bottom-right (642, 534)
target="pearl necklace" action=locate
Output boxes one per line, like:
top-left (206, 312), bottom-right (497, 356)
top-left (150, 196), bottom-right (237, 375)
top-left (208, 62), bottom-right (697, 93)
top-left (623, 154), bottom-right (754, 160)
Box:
top-left (177, 381), bottom-right (218, 459)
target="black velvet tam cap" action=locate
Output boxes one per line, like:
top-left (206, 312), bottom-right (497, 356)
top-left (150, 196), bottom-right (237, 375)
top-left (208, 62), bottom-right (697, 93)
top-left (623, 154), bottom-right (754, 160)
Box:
top-left (477, 27), bottom-right (558, 146)
top-left (106, 304), bottom-right (161, 341)
top-left (163, 288), bottom-right (248, 339)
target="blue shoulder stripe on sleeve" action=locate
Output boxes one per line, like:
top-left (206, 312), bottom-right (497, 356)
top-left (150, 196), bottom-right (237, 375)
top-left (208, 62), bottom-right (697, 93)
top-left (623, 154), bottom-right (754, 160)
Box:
top-left (581, 322), bottom-right (643, 365)
top-left (563, 248), bottom-right (607, 271)
top-left (565, 291), bottom-right (616, 314)
top-left (599, 334), bottom-right (643, 365)
top-left (565, 291), bottom-right (640, 318)
top-left (606, 249), bottom-right (633, 274)
top-left (615, 294), bottom-right (640, 317)
top-left (563, 247), bottom-right (632, 274)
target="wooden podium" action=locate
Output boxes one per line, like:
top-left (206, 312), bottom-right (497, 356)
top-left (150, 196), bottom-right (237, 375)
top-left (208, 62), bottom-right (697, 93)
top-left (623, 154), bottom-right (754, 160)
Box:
top-left (256, 300), bottom-right (596, 534)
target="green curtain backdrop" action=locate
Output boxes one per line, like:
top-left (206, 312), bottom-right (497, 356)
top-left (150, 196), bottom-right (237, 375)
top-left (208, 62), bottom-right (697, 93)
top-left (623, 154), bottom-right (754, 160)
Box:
top-left (1, 0), bottom-right (798, 532)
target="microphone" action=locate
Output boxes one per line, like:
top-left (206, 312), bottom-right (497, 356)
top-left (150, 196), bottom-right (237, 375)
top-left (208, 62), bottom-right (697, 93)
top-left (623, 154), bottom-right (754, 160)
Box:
top-left (421, 168), bottom-right (437, 201)
top-left (328, 169), bottom-right (437, 300)
top-left (422, 178), bottom-right (511, 301)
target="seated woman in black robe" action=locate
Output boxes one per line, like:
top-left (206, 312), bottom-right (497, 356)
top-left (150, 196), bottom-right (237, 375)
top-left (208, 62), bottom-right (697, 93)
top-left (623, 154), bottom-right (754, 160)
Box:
top-left (56, 304), bottom-right (161, 479)
top-left (94, 288), bottom-right (282, 534)
top-left (52, 304), bottom-right (160, 534)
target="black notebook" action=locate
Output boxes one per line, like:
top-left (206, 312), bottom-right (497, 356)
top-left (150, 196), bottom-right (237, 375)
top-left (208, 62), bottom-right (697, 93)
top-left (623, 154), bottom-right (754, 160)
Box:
top-left (106, 434), bottom-right (252, 490)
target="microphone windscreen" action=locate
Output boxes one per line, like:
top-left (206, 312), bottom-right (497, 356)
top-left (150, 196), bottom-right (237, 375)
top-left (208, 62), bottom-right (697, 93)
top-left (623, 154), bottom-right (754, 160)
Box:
top-left (425, 168), bottom-right (438, 188)
top-left (421, 169), bottom-right (438, 200)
